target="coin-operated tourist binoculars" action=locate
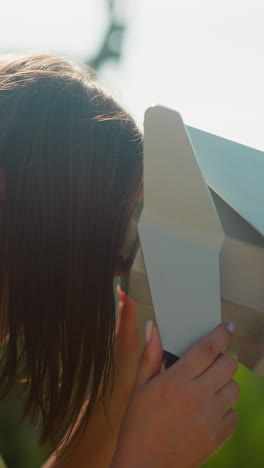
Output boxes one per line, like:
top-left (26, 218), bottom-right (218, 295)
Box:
top-left (120, 105), bottom-right (264, 373)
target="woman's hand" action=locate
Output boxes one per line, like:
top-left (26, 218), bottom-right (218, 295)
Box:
top-left (43, 288), bottom-right (141, 468)
top-left (112, 296), bottom-right (239, 468)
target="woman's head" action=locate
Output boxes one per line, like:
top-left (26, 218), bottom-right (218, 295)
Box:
top-left (0, 53), bottom-right (142, 452)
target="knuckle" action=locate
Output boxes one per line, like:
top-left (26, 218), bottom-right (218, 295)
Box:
top-left (230, 380), bottom-right (240, 398)
top-left (215, 411), bottom-right (239, 447)
top-left (222, 380), bottom-right (240, 406)
top-left (225, 410), bottom-right (239, 435)
top-left (198, 339), bottom-right (218, 357)
top-left (229, 409), bottom-right (239, 428)
top-left (221, 355), bottom-right (238, 375)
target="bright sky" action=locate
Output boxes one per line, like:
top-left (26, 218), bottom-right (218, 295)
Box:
top-left (1, 0), bottom-right (264, 150)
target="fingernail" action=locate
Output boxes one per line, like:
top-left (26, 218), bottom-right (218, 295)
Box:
top-left (226, 322), bottom-right (235, 334)
top-left (145, 320), bottom-right (153, 344)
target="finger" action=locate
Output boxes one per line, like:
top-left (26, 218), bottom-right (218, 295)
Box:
top-left (115, 299), bottom-right (124, 336)
top-left (168, 323), bottom-right (234, 380)
top-left (216, 409), bottom-right (239, 448)
top-left (216, 380), bottom-right (240, 415)
top-left (135, 325), bottom-right (163, 389)
top-left (115, 288), bottom-right (139, 349)
top-left (110, 292), bottom-right (140, 398)
top-left (114, 293), bottom-right (140, 372)
top-left (198, 354), bottom-right (238, 392)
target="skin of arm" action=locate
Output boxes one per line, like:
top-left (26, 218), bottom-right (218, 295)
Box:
top-left (43, 294), bottom-right (141, 468)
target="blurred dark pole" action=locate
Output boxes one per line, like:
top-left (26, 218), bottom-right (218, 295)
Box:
top-left (85, 0), bottom-right (127, 71)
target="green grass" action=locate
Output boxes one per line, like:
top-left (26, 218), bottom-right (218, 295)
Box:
top-left (205, 364), bottom-right (264, 468)
top-left (0, 385), bottom-right (48, 468)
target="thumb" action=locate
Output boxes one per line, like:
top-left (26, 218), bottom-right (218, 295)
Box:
top-left (112, 288), bottom-right (141, 393)
top-left (135, 322), bottom-right (163, 389)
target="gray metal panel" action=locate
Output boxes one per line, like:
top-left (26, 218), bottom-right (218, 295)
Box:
top-left (140, 106), bottom-right (224, 356)
top-left (188, 125), bottom-right (264, 236)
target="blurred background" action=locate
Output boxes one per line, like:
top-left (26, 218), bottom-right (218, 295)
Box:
top-left (1, 0), bottom-right (264, 466)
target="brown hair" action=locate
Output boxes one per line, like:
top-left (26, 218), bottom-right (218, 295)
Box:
top-left (0, 53), bottom-right (143, 452)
